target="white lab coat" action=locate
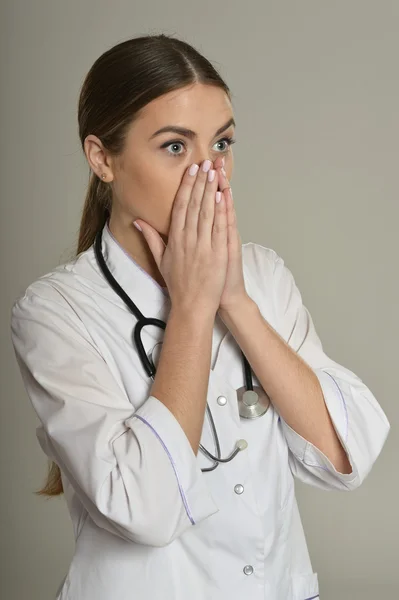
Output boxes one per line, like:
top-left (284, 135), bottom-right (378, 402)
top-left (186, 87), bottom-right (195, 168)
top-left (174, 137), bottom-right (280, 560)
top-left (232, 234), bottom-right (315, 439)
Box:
top-left (10, 222), bottom-right (390, 600)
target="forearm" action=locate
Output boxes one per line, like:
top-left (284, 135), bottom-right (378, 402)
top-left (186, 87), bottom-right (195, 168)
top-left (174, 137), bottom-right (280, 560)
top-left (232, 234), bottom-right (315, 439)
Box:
top-left (150, 307), bottom-right (215, 455)
top-left (219, 297), bottom-right (352, 474)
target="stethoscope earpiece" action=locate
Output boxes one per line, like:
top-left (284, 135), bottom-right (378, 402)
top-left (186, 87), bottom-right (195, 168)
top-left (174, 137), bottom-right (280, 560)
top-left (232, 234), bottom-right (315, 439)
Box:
top-left (236, 439), bottom-right (248, 451)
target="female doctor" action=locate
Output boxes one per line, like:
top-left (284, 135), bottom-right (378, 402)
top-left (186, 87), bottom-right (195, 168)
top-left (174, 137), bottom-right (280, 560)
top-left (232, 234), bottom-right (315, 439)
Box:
top-left (11, 34), bottom-right (390, 600)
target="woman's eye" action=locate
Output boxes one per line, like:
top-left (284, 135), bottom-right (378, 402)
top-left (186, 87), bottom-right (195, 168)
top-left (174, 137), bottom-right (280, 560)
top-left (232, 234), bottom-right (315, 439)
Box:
top-left (164, 142), bottom-right (185, 156)
top-left (214, 137), bottom-right (236, 153)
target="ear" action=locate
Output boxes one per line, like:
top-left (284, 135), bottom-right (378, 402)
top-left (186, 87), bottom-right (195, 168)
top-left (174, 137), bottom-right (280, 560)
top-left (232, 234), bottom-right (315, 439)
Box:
top-left (83, 134), bottom-right (114, 182)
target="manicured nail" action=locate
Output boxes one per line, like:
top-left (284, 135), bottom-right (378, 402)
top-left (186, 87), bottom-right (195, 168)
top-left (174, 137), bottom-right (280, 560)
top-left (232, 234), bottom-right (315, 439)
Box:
top-left (221, 157), bottom-right (225, 167)
top-left (189, 163), bottom-right (199, 176)
top-left (222, 167), bottom-right (226, 177)
top-left (133, 221), bottom-right (142, 231)
top-left (215, 191), bottom-right (222, 203)
top-left (202, 159), bottom-right (212, 172)
top-left (208, 169), bottom-right (215, 182)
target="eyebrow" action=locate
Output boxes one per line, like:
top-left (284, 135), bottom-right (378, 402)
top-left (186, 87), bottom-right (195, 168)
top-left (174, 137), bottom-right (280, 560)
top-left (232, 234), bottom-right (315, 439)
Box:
top-left (149, 117), bottom-right (236, 141)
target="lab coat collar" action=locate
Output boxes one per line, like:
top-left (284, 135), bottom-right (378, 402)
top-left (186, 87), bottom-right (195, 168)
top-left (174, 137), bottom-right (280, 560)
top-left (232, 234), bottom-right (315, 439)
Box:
top-left (98, 221), bottom-right (170, 319)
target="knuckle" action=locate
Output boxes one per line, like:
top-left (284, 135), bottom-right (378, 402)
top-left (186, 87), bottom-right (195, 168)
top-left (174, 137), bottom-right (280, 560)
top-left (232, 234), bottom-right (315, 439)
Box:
top-left (213, 221), bottom-right (227, 234)
top-left (173, 199), bottom-right (187, 215)
top-left (190, 193), bottom-right (202, 208)
top-left (199, 207), bottom-right (214, 221)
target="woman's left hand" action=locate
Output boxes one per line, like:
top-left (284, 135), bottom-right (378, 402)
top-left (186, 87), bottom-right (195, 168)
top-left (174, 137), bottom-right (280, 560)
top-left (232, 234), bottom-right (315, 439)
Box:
top-left (213, 156), bottom-right (248, 313)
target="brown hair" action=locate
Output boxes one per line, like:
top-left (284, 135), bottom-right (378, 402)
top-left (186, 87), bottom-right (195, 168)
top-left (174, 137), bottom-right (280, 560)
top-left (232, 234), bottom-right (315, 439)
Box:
top-left (36, 33), bottom-right (231, 497)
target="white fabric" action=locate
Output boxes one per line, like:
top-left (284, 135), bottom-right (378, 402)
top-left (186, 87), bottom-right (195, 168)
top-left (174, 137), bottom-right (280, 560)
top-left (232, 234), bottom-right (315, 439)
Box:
top-left (10, 222), bottom-right (390, 600)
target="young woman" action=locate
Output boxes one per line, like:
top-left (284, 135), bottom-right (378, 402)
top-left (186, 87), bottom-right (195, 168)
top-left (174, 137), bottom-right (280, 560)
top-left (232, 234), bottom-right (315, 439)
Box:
top-left (11, 34), bottom-right (390, 600)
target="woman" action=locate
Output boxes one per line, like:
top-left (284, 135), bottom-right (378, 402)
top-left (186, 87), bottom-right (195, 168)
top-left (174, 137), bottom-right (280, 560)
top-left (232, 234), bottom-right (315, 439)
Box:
top-left (10, 34), bottom-right (390, 600)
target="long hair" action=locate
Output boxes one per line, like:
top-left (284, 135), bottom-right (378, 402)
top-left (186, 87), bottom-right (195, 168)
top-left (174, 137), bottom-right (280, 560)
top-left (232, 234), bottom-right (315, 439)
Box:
top-left (36, 34), bottom-right (231, 497)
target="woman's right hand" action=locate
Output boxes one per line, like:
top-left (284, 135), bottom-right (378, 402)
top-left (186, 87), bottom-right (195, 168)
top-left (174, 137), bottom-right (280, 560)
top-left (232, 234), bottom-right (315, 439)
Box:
top-left (137, 159), bottom-right (228, 317)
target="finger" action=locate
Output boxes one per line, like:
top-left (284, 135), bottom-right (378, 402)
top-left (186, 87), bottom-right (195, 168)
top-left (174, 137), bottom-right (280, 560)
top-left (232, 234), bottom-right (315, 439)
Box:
top-left (217, 164), bottom-right (231, 195)
top-left (213, 155), bottom-right (224, 172)
top-left (197, 162), bottom-right (220, 243)
top-left (185, 159), bottom-right (214, 235)
top-left (169, 163), bottom-right (200, 239)
top-left (212, 190), bottom-right (228, 253)
top-left (135, 220), bottom-right (166, 271)
top-left (216, 165), bottom-right (234, 211)
top-left (216, 166), bottom-right (237, 241)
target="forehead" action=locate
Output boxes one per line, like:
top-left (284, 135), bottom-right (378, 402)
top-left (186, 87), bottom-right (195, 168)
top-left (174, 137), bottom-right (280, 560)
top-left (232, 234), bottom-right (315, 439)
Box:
top-left (134, 83), bottom-right (233, 134)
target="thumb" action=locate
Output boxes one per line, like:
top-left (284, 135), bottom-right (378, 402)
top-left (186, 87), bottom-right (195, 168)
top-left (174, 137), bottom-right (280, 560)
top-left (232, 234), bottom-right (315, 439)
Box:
top-left (133, 220), bottom-right (166, 271)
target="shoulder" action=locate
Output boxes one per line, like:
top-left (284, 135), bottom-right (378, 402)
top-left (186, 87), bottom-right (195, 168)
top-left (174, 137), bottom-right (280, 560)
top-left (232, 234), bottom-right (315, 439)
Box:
top-left (10, 250), bottom-right (103, 362)
top-left (241, 241), bottom-right (292, 290)
top-left (10, 246), bottom-right (97, 324)
top-left (242, 241), bottom-right (280, 273)
top-left (241, 241), bottom-right (303, 320)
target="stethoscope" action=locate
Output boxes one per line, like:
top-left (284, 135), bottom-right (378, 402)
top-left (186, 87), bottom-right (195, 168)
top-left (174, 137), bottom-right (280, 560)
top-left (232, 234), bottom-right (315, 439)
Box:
top-left (94, 227), bottom-right (271, 472)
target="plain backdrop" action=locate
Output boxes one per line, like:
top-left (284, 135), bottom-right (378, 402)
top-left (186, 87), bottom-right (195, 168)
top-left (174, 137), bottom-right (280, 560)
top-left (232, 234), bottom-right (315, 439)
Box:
top-left (1, 1), bottom-right (397, 599)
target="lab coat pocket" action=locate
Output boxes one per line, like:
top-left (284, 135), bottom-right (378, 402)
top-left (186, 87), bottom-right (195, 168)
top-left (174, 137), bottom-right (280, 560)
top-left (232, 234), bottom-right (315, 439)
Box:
top-left (290, 571), bottom-right (319, 600)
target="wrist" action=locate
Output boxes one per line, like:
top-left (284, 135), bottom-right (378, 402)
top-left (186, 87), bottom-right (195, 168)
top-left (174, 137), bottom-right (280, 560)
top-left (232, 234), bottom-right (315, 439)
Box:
top-left (169, 304), bottom-right (216, 328)
top-left (218, 294), bottom-right (255, 320)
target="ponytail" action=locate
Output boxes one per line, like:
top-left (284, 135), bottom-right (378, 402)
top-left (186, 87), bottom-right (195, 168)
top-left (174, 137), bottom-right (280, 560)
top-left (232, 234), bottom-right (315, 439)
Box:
top-left (77, 172), bottom-right (112, 254)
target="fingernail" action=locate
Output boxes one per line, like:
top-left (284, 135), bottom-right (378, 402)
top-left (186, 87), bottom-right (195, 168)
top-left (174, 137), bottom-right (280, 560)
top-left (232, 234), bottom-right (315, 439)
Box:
top-left (133, 221), bottom-right (142, 231)
top-left (215, 191), bottom-right (222, 203)
top-left (202, 159), bottom-right (212, 172)
top-left (222, 167), bottom-right (226, 177)
top-left (189, 163), bottom-right (199, 176)
top-left (208, 169), bottom-right (215, 182)
top-left (221, 157), bottom-right (225, 167)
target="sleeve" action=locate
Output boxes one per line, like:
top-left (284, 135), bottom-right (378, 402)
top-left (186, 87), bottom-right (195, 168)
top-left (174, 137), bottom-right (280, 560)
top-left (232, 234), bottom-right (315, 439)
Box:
top-left (269, 249), bottom-right (390, 492)
top-left (10, 286), bottom-right (219, 547)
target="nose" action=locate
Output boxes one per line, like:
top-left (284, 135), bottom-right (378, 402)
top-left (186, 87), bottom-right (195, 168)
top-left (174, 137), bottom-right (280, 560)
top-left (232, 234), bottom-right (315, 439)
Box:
top-left (190, 143), bottom-right (214, 168)
top-left (192, 155), bottom-right (213, 169)
top-left (190, 154), bottom-right (225, 172)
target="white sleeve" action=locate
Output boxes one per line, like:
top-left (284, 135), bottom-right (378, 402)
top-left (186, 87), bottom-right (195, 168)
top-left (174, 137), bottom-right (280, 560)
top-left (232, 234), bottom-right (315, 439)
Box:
top-left (267, 248), bottom-right (390, 492)
top-left (10, 285), bottom-right (219, 546)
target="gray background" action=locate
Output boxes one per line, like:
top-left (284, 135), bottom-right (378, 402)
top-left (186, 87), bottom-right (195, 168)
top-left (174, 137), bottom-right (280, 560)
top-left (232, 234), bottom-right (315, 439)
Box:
top-left (1, 1), bottom-right (397, 598)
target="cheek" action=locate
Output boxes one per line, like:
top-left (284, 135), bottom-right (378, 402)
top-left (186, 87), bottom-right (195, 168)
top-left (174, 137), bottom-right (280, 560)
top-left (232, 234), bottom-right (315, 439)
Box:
top-left (146, 167), bottom-right (181, 206)
top-left (141, 168), bottom-right (182, 234)
top-left (118, 156), bottom-right (187, 234)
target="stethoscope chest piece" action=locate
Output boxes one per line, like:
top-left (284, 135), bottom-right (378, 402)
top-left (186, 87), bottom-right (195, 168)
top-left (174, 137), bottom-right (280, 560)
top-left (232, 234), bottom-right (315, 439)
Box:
top-left (236, 386), bottom-right (271, 419)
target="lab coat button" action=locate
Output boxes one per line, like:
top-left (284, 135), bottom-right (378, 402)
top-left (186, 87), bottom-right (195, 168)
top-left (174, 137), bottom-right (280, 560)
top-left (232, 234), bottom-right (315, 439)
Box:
top-left (217, 395), bottom-right (227, 406)
top-left (243, 565), bottom-right (254, 576)
top-left (234, 484), bottom-right (244, 494)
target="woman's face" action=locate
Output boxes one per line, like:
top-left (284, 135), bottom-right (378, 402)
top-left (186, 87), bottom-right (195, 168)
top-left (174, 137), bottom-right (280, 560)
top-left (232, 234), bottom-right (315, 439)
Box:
top-left (86, 83), bottom-right (235, 240)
